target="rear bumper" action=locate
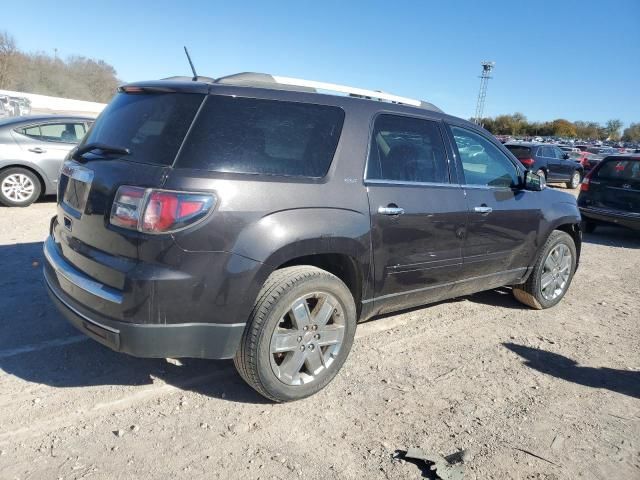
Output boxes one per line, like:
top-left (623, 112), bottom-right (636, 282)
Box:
top-left (44, 270), bottom-right (245, 359)
top-left (43, 234), bottom-right (249, 359)
top-left (580, 207), bottom-right (640, 231)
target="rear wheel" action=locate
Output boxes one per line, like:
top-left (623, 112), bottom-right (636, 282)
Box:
top-left (566, 170), bottom-right (581, 189)
top-left (513, 230), bottom-right (577, 309)
top-left (234, 266), bottom-right (357, 402)
top-left (0, 167), bottom-right (41, 207)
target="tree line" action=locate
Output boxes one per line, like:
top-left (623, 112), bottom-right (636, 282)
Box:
top-left (475, 113), bottom-right (640, 143)
top-left (0, 31), bottom-right (119, 103)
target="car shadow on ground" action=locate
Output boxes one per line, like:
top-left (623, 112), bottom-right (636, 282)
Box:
top-left (503, 343), bottom-right (640, 399)
top-left (0, 241), bottom-right (269, 405)
top-left (582, 225), bottom-right (640, 249)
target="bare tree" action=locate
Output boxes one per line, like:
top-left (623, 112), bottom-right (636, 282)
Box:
top-left (0, 31), bottom-right (17, 89)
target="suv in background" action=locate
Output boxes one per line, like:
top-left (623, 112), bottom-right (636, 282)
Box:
top-left (0, 115), bottom-right (94, 206)
top-left (505, 142), bottom-right (584, 188)
top-left (578, 154), bottom-right (640, 232)
top-left (43, 73), bottom-right (582, 402)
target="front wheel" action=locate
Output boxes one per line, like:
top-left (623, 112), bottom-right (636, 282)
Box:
top-left (234, 266), bottom-right (357, 402)
top-left (513, 230), bottom-right (577, 309)
top-left (566, 170), bottom-right (581, 189)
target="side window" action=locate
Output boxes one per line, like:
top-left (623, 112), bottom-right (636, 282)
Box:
top-left (450, 126), bottom-right (519, 188)
top-left (366, 114), bottom-right (449, 183)
top-left (38, 123), bottom-right (84, 143)
top-left (178, 96), bottom-right (344, 177)
top-left (18, 125), bottom-right (42, 139)
top-left (541, 146), bottom-right (553, 158)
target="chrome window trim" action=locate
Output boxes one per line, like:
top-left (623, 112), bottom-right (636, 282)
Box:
top-left (364, 179), bottom-right (459, 188)
top-left (43, 237), bottom-right (123, 305)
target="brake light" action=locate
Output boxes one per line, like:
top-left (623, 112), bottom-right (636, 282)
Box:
top-left (110, 186), bottom-right (216, 233)
top-left (520, 158), bottom-right (535, 167)
top-left (580, 169), bottom-right (595, 192)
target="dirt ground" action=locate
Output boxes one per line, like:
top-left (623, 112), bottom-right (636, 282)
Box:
top-left (0, 192), bottom-right (638, 480)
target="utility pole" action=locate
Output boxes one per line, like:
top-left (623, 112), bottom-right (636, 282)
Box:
top-left (474, 61), bottom-right (495, 126)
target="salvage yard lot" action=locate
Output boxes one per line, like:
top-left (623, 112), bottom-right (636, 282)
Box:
top-left (0, 198), bottom-right (638, 480)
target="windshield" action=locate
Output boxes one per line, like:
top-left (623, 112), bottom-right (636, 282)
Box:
top-left (81, 92), bottom-right (204, 166)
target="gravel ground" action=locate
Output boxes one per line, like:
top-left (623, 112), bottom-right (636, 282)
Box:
top-left (0, 193), bottom-right (638, 480)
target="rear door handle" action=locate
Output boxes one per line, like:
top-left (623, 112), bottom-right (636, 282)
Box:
top-left (28, 147), bottom-right (46, 153)
top-left (378, 206), bottom-right (405, 216)
top-left (474, 206), bottom-right (493, 214)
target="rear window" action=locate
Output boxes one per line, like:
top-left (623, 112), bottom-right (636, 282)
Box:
top-left (595, 159), bottom-right (640, 182)
top-left (505, 145), bottom-right (532, 159)
top-left (81, 92), bottom-right (204, 166)
top-left (177, 95), bottom-right (345, 178)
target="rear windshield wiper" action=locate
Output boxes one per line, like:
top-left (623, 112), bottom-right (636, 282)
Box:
top-left (73, 143), bottom-right (130, 162)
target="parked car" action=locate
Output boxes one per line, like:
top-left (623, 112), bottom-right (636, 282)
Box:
top-left (578, 154), bottom-right (640, 232)
top-left (0, 115), bottom-right (94, 206)
top-left (569, 151), bottom-right (604, 172)
top-left (505, 143), bottom-right (584, 188)
top-left (43, 73), bottom-right (582, 402)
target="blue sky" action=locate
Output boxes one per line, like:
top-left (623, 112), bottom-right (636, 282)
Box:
top-left (5, 0), bottom-right (639, 125)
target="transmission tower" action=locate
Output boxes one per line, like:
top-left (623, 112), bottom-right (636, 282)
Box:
top-left (474, 61), bottom-right (495, 125)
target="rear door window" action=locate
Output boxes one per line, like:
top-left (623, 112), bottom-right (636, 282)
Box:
top-left (177, 95), bottom-right (345, 178)
top-left (81, 92), bottom-right (205, 166)
top-left (365, 114), bottom-right (449, 183)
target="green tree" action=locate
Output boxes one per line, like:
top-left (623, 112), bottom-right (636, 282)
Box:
top-left (622, 123), bottom-right (640, 142)
top-left (605, 119), bottom-right (623, 141)
top-left (552, 119), bottom-right (577, 137)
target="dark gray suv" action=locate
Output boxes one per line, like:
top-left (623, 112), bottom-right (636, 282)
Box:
top-left (43, 73), bottom-right (582, 401)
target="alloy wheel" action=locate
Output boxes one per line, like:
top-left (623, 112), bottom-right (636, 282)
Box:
top-left (1, 173), bottom-right (35, 202)
top-left (269, 292), bottom-right (346, 386)
top-left (540, 243), bottom-right (572, 301)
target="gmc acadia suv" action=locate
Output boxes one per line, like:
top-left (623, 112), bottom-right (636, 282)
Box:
top-left (43, 73), bottom-right (582, 402)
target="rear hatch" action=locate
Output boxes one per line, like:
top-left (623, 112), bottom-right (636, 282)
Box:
top-left (505, 145), bottom-right (534, 168)
top-left (586, 158), bottom-right (640, 213)
top-left (54, 87), bottom-right (205, 289)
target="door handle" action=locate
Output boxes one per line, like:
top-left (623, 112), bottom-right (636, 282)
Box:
top-left (378, 206), bottom-right (405, 216)
top-left (28, 147), bottom-right (46, 153)
top-left (474, 206), bottom-right (493, 214)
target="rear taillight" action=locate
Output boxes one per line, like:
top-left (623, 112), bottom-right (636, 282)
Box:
top-left (110, 186), bottom-right (216, 234)
top-left (520, 158), bottom-right (535, 167)
top-left (580, 169), bottom-right (595, 192)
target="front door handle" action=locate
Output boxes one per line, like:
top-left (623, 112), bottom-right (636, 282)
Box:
top-left (474, 206), bottom-right (493, 214)
top-left (28, 147), bottom-right (46, 154)
top-left (378, 206), bottom-right (405, 216)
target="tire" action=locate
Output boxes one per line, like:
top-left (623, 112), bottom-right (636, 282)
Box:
top-left (581, 220), bottom-right (596, 234)
top-left (234, 265), bottom-right (357, 402)
top-left (566, 170), bottom-right (581, 189)
top-left (0, 167), bottom-right (41, 207)
top-left (513, 230), bottom-right (577, 310)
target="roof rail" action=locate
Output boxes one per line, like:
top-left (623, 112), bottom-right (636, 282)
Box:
top-left (213, 72), bottom-right (441, 112)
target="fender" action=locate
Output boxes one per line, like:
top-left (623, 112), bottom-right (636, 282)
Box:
top-left (231, 207), bottom-right (372, 316)
top-left (536, 199), bottom-right (582, 268)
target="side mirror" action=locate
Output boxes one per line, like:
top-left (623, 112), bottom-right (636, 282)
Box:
top-left (562, 153), bottom-right (570, 159)
top-left (523, 170), bottom-right (545, 191)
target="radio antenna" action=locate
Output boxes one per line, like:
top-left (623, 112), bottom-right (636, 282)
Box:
top-left (183, 46), bottom-right (198, 81)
